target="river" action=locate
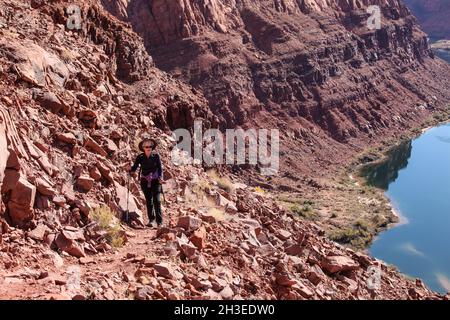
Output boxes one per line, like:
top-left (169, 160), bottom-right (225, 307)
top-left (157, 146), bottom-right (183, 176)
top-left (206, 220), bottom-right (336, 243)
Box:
top-left (363, 123), bottom-right (450, 294)
top-left (434, 47), bottom-right (450, 64)
top-left (431, 38), bottom-right (450, 64)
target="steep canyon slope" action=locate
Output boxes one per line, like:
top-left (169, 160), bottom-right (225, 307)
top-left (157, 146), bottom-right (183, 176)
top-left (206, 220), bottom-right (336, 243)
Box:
top-left (102, 0), bottom-right (450, 186)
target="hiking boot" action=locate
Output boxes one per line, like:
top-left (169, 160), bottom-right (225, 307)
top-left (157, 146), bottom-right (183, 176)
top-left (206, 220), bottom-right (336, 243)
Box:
top-left (146, 221), bottom-right (155, 228)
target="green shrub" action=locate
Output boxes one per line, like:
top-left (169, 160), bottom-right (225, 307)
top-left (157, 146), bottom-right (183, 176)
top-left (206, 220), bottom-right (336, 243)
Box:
top-left (91, 206), bottom-right (125, 248)
top-left (328, 224), bottom-right (373, 249)
top-left (276, 194), bottom-right (301, 203)
top-left (372, 214), bottom-right (390, 228)
top-left (354, 219), bottom-right (370, 231)
top-left (329, 228), bottom-right (360, 243)
top-left (291, 203), bottom-right (318, 220)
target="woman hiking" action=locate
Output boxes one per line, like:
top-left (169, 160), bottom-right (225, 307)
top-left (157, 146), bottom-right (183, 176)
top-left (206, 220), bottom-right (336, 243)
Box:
top-left (127, 138), bottom-right (164, 228)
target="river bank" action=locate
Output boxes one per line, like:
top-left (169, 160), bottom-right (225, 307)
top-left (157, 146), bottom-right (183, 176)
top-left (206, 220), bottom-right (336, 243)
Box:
top-left (431, 40), bottom-right (450, 63)
top-left (364, 121), bottom-right (450, 293)
top-left (431, 40), bottom-right (450, 51)
top-left (350, 109), bottom-right (450, 244)
top-left (275, 108), bottom-right (450, 251)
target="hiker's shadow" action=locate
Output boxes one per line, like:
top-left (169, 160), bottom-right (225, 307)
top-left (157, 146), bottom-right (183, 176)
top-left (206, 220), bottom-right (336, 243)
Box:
top-left (121, 212), bottom-right (145, 229)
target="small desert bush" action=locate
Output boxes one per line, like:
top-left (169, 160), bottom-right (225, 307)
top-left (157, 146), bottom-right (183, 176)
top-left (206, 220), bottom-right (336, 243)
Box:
top-left (329, 220), bottom-right (373, 249)
top-left (329, 228), bottom-right (360, 244)
top-left (58, 48), bottom-right (78, 62)
top-left (208, 207), bottom-right (225, 221)
top-left (254, 186), bottom-right (265, 194)
top-left (354, 219), bottom-right (370, 231)
top-left (185, 179), bottom-right (212, 208)
top-left (192, 178), bottom-right (212, 196)
top-left (290, 202), bottom-right (318, 220)
top-left (91, 206), bottom-right (125, 248)
top-left (207, 170), bottom-right (235, 194)
top-left (276, 194), bottom-right (301, 203)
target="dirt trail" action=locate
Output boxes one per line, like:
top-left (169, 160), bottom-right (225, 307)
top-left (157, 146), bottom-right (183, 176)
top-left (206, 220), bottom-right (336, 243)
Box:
top-left (0, 203), bottom-right (181, 300)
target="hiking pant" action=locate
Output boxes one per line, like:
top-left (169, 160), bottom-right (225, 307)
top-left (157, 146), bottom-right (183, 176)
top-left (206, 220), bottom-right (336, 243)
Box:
top-left (140, 178), bottom-right (163, 224)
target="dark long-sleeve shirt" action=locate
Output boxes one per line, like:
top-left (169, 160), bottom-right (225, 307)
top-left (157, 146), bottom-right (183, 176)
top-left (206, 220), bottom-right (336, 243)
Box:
top-left (130, 152), bottom-right (163, 180)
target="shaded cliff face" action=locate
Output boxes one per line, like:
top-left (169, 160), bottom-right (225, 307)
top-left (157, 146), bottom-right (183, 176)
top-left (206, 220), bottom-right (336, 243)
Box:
top-left (360, 140), bottom-right (412, 189)
top-left (404, 0), bottom-right (450, 39)
top-left (103, 0), bottom-right (450, 183)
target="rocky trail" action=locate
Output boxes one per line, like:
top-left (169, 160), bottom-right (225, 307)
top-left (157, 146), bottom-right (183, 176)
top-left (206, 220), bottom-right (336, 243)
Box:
top-left (1, 174), bottom-right (448, 300)
top-left (0, 221), bottom-right (166, 300)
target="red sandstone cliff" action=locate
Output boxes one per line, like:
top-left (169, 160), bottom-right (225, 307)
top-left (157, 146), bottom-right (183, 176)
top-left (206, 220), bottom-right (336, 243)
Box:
top-left (101, 0), bottom-right (450, 182)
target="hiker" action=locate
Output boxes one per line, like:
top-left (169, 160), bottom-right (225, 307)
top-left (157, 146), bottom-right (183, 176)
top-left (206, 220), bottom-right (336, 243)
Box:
top-left (127, 138), bottom-right (164, 227)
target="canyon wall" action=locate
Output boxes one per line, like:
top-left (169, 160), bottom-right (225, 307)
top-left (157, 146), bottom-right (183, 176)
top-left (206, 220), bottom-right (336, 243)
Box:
top-left (102, 0), bottom-right (450, 184)
top-left (404, 0), bottom-right (450, 39)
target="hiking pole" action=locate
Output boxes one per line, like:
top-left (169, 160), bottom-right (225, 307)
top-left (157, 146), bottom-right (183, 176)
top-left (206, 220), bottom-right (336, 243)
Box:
top-left (161, 184), bottom-right (166, 204)
top-left (126, 172), bottom-right (130, 223)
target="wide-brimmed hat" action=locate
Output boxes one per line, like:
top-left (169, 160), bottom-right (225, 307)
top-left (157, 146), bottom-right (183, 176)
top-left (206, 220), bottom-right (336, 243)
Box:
top-left (138, 138), bottom-right (157, 152)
